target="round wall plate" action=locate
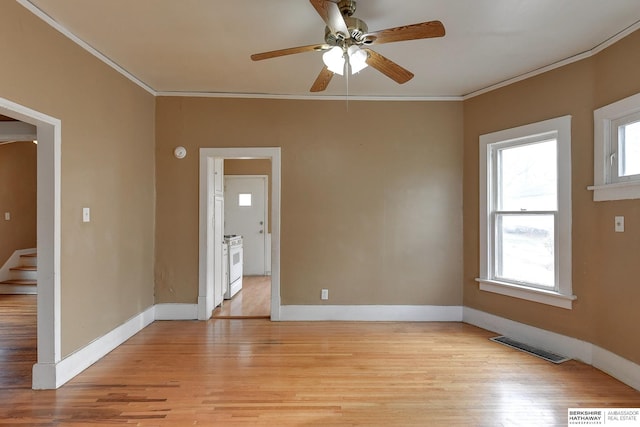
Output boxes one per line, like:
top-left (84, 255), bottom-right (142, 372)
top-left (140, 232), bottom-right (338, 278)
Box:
top-left (174, 146), bottom-right (187, 159)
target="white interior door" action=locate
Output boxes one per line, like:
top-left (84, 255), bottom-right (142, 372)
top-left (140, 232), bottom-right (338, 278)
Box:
top-left (212, 158), bottom-right (225, 309)
top-left (213, 195), bottom-right (224, 307)
top-left (224, 175), bottom-right (267, 275)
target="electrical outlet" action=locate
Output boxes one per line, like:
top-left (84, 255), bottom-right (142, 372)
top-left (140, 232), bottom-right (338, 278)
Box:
top-left (321, 289), bottom-right (329, 300)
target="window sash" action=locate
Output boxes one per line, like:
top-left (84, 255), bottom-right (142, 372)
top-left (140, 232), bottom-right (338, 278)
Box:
top-left (488, 137), bottom-right (560, 291)
top-left (490, 137), bottom-right (559, 211)
top-left (490, 211), bottom-right (558, 291)
top-left (610, 111), bottom-right (640, 183)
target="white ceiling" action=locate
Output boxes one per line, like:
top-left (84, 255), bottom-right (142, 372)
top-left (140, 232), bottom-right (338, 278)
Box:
top-left (22, 0), bottom-right (640, 99)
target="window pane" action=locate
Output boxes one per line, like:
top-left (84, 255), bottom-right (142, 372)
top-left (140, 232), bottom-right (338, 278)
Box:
top-left (238, 193), bottom-right (252, 207)
top-left (496, 214), bottom-right (554, 288)
top-left (498, 140), bottom-right (557, 211)
top-left (619, 120), bottom-right (640, 177)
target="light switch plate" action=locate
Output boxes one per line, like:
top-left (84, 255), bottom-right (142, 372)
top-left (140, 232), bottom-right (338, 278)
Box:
top-left (83, 207), bottom-right (91, 223)
top-left (4, 212), bottom-right (10, 221)
top-left (615, 216), bottom-right (624, 232)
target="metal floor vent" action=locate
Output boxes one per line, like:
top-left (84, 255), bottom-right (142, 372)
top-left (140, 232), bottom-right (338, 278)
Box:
top-left (490, 336), bottom-right (571, 364)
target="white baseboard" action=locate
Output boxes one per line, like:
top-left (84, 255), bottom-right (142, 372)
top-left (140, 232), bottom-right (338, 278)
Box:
top-left (32, 303), bottom-right (199, 389)
top-left (32, 305), bottom-right (155, 389)
top-left (30, 303), bottom-right (640, 393)
top-left (463, 307), bottom-right (593, 362)
top-left (279, 305), bottom-right (463, 322)
top-left (592, 345), bottom-right (640, 392)
top-left (463, 307), bottom-right (640, 392)
top-left (154, 303), bottom-right (198, 320)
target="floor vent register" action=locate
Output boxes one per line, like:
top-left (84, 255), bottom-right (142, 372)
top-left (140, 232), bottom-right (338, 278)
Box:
top-left (490, 336), bottom-right (571, 364)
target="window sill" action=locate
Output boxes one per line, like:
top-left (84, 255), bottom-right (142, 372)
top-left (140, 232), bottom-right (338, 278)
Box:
top-left (475, 278), bottom-right (576, 309)
top-left (588, 181), bottom-right (640, 201)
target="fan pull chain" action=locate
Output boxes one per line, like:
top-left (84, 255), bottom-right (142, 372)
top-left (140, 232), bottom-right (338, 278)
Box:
top-left (345, 60), bottom-right (349, 112)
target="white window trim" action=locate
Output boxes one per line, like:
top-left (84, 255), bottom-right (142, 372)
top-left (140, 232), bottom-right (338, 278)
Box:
top-left (477, 116), bottom-right (575, 309)
top-left (589, 92), bottom-right (640, 201)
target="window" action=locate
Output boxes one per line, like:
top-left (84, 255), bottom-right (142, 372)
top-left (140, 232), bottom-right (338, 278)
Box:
top-left (590, 92), bottom-right (640, 201)
top-left (238, 193), bottom-right (252, 207)
top-left (614, 113), bottom-right (640, 179)
top-left (478, 116), bottom-right (575, 309)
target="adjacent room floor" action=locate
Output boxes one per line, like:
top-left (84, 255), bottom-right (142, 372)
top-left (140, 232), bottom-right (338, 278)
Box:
top-left (213, 275), bottom-right (271, 319)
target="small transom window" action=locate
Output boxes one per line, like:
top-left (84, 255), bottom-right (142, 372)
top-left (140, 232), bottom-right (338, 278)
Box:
top-left (590, 92), bottom-right (640, 201)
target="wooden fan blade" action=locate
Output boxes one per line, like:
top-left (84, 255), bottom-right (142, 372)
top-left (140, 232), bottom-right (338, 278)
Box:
top-left (364, 20), bottom-right (445, 45)
top-left (310, 66), bottom-right (334, 92)
top-left (251, 44), bottom-right (328, 61)
top-left (309, 0), bottom-right (350, 39)
top-left (363, 49), bottom-right (414, 84)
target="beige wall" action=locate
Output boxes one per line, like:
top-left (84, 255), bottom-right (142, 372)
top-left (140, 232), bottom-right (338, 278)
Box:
top-left (0, 2), bottom-right (156, 356)
top-left (0, 141), bottom-right (37, 264)
top-left (155, 97), bottom-right (464, 306)
top-left (463, 29), bottom-right (640, 364)
top-left (225, 159), bottom-right (271, 176)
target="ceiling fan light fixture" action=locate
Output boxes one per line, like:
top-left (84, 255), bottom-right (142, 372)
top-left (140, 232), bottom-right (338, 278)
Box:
top-left (347, 45), bottom-right (368, 74)
top-left (250, 1), bottom-right (445, 92)
top-left (322, 46), bottom-right (345, 75)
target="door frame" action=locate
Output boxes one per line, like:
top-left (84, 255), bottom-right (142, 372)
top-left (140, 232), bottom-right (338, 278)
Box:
top-left (0, 97), bottom-right (61, 389)
top-left (224, 175), bottom-right (269, 276)
top-left (198, 147), bottom-right (281, 320)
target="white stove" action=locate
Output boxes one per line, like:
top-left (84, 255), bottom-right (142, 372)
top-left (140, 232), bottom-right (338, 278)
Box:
top-left (223, 235), bottom-right (243, 299)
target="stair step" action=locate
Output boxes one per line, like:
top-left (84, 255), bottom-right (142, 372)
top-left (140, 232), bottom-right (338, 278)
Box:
top-left (0, 279), bottom-right (36, 286)
top-left (8, 266), bottom-right (37, 281)
top-left (10, 266), bottom-right (37, 271)
top-left (19, 253), bottom-right (38, 267)
top-left (0, 251), bottom-right (38, 294)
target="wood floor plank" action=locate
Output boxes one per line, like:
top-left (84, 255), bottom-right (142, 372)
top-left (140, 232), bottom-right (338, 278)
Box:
top-left (1, 296), bottom-right (639, 425)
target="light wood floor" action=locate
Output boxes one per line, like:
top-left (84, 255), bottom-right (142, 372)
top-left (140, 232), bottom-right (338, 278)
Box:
top-left (0, 294), bottom-right (36, 389)
top-left (2, 295), bottom-right (640, 426)
top-left (213, 275), bottom-right (271, 318)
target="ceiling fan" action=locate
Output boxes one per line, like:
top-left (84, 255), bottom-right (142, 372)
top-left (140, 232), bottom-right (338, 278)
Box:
top-left (250, 0), bottom-right (445, 92)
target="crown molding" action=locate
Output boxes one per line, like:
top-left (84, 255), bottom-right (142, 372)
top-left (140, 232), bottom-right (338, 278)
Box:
top-left (155, 91), bottom-right (463, 102)
top-left (18, 0), bottom-right (156, 96)
top-left (463, 19), bottom-right (640, 100)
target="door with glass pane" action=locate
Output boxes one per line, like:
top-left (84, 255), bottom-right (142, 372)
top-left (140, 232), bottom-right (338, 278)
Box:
top-left (224, 175), bottom-right (268, 275)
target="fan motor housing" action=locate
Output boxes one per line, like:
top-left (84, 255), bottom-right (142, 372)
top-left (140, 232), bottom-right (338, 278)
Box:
top-left (337, 0), bottom-right (357, 17)
top-left (324, 17), bottom-right (369, 46)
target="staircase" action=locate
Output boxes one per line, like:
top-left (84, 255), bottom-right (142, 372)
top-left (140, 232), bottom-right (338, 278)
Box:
top-left (0, 252), bottom-right (37, 294)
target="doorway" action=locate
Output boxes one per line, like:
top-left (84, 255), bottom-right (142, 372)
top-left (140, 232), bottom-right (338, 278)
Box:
top-left (198, 147), bottom-right (281, 321)
top-left (0, 97), bottom-right (61, 389)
